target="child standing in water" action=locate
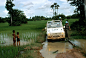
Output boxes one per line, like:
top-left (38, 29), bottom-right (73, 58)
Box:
top-left (12, 30), bottom-right (16, 46)
top-left (17, 32), bottom-right (20, 46)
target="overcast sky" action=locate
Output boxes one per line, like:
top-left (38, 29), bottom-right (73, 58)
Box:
top-left (0, 0), bottom-right (75, 18)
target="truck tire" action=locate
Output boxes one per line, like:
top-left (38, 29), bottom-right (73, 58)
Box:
top-left (62, 38), bottom-right (65, 41)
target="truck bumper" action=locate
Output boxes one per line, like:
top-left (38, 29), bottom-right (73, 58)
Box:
top-left (47, 36), bottom-right (65, 40)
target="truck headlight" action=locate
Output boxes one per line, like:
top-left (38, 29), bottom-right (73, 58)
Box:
top-left (61, 32), bottom-right (64, 34)
top-left (48, 33), bottom-right (50, 36)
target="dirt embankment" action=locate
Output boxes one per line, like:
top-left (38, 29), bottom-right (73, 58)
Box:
top-left (56, 49), bottom-right (86, 58)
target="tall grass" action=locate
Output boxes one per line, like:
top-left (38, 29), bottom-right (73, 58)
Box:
top-left (0, 46), bottom-right (18, 58)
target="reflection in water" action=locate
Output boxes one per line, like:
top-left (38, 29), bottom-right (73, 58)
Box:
top-left (40, 42), bottom-right (73, 58)
top-left (70, 39), bottom-right (86, 51)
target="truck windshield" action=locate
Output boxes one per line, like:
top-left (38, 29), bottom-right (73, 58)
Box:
top-left (47, 21), bottom-right (62, 28)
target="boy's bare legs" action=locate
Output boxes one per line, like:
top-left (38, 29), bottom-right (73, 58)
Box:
top-left (17, 41), bottom-right (20, 46)
top-left (19, 41), bottom-right (20, 46)
top-left (13, 43), bottom-right (14, 46)
top-left (15, 42), bottom-right (16, 46)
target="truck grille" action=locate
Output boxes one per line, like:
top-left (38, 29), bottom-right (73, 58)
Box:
top-left (53, 36), bottom-right (60, 37)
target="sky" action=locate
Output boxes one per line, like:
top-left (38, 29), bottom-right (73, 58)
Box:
top-left (0, 0), bottom-right (75, 18)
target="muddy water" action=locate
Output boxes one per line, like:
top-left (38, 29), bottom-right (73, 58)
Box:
top-left (40, 41), bottom-right (73, 58)
top-left (70, 39), bottom-right (86, 51)
top-left (0, 37), bottom-right (34, 46)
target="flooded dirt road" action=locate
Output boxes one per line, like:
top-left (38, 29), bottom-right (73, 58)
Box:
top-left (40, 36), bottom-right (86, 58)
top-left (40, 41), bottom-right (73, 58)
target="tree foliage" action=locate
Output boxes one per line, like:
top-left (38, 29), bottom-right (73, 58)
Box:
top-left (68, 0), bottom-right (86, 35)
top-left (66, 14), bottom-right (79, 19)
top-left (0, 17), bottom-right (8, 23)
top-left (7, 9), bottom-right (27, 26)
top-left (32, 16), bottom-right (46, 21)
top-left (5, 0), bottom-right (15, 14)
top-left (50, 3), bottom-right (60, 16)
top-left (52, 14), bottom-right (65, 20)
top-left (68, 0), bottom-right (85, 19)
top-left (5, 0), bottom-right (27, 26)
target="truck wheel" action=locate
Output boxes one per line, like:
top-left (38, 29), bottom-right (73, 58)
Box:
top-left (62, 38), bottom-right (65, 41)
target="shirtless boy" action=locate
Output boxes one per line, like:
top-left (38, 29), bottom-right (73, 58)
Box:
top-left (12, 30), bottom-right (16, 46)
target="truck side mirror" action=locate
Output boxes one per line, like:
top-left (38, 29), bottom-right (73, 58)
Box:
top-left (63, 26), bottom-right (65, 28)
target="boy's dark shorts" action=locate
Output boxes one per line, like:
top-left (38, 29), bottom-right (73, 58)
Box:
top-left (17, 38), bottom-right (20, 42)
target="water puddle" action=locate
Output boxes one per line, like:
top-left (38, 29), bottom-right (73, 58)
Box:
top-left (70, 39), bottom-right (86, 51)
top-left (40, 41), bottom-right (73, 58)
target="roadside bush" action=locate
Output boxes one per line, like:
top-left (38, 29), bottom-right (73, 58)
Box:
top-left (71, 18), bottom-right (86, 36)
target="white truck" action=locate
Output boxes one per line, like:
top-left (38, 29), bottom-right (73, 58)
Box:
top-left (45, 20), bottom-right (65, 40)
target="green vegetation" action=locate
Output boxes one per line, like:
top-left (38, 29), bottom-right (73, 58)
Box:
top-left (68, 0), bottom-right (86, 38)
top-left (0, 20), bottom-right (47, 32)
top-left (0, 46), bottom-right (20, 58)
top-left (0, 20), bottom-right (47, 58)
top-left (0, 19), bottom-right (82, 58)
top-left (0, 20), bottom-right (47, 44)
top-left (0, 42), bottom-right (43, 58)
top-left (7, 9), bottom-right (27, 26)
top-left (70, 30), bottom-right (86, 39)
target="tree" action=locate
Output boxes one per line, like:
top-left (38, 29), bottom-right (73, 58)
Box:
top-left (68, 0), bottom-right (86, 35)
top-left (54, 3), bottom-right (59, 15)
top-left (66, 15), bottom-right (71, 19)
top-left (67, 0), bottom-right (85, 20)
top-left (5, 0), bottom-right (15, 26)
top-left (68, 0), bottom-right (86, 29)
top-left (51, 5), bottom-right (54, 16)
top-left (5, 0), bottom-right (27, 26)
top-left (50, 3), bottom-right (60, 16)
top-left (7, 9), bottom-right (27, 26)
